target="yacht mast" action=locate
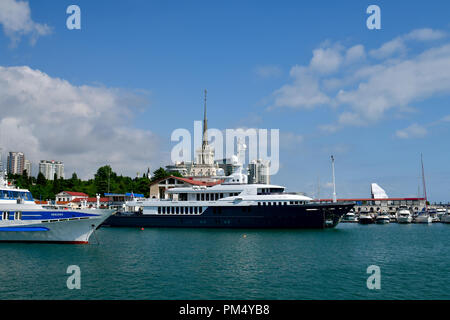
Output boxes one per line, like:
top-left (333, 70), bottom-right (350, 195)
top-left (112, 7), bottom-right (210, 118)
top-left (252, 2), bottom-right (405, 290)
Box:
top-left (331, 155), bottom-right (337, 203)
top-left (421, 153), bottom-right (428, 210)
top-left (201, 89), bottom-right (208, 164)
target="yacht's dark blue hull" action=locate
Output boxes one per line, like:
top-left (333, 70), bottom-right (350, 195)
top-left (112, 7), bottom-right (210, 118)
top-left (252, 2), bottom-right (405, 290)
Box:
top-left (103, 203), bottom-right (354, 229)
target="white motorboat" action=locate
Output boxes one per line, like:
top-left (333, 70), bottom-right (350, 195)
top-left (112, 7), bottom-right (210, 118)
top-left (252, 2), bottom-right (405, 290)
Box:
top-left (396, 207), bottom-right (412, 224)
top-left (342, 211), bottom-right (359, 223)
top-left (375, 214), bottom-right (390, 224)
top-left (415, 211), bottom-right (433, 224)
top-left (440, 209), bottom-right (450, 224)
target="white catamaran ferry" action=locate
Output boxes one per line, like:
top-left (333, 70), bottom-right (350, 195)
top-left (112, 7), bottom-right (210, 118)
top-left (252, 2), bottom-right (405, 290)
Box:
top-left (0, 172), bottom-right (114, 244)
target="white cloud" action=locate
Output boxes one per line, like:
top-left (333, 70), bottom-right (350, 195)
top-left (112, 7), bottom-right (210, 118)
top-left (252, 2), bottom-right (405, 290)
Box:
top-left (395, 123), bottom-right (427, 139)
top-left (0, 0), bottom-right (51, 45)
top-left (269, 27), bottom-right (450, 135)
top-left (345, 45), bottom-right (366, 64)
top-left (337, 44), bottom-right (450, 122)
top-left (369, 38), bottom-right (407, 59)
top-left (369, 28), bottom-right (446, 59)
top-left (310, 46), bottom-right (343, 74)
top-left (0, 66), bottom-right (165, 179)
top-left (271, 66), bottom-right (330, 109)
top-left (405, 28), bottom-right (446, 41)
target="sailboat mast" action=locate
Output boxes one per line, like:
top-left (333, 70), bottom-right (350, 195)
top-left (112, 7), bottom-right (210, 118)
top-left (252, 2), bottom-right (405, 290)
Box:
top-left (421, 153), bottom-right (428, 210)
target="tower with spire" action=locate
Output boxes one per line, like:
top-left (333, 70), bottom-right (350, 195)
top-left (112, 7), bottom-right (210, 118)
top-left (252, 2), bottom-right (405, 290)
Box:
top-left (165, 89), bottom-right (219, 181)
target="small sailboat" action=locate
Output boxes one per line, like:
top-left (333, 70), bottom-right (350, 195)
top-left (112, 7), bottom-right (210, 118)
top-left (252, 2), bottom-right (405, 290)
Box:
top-left (415, 154), bottom-right (432, 224)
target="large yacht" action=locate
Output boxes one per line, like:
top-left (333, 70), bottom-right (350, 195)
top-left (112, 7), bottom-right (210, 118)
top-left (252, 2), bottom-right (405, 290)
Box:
top-left (104, 158), bottom-right (354, 229)
top-left (0, 172), bottom-right (114, 244)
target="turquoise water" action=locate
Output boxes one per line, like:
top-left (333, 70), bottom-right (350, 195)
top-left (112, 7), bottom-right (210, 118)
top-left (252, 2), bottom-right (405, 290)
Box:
top-left (0, 223), bottom-right (449, 300)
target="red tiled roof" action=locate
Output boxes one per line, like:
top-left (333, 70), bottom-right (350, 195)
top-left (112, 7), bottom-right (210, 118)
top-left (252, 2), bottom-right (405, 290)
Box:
top-left (71, 197), bottom-right (111, 203)
top-left (63, 191), bottom-right (89, 197)
top-left (174, 176), bottom-right (223, 186)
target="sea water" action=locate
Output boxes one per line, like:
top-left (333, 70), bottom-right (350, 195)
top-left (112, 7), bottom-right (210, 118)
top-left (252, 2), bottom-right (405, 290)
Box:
top-left (0, 223), bottom-right (448, 299)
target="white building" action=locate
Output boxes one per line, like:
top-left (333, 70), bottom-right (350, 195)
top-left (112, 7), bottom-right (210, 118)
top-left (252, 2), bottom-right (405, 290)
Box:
top-left (248, 159), bottom-right (270, 184)
top-left (7, 152), bottom-right (25, 175)
top-left (24, 160), bottom-right (32, 177)
top-left (39, 160), bottom-right (65, 180)
top-left (55, 191), bottom-right (88, 202)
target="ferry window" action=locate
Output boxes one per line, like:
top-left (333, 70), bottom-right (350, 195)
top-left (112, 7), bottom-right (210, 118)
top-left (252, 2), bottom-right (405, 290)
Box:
top-left (258, 202), bottom-right (261, 206)
top-left (194, 207), bottom-right (198, 214)
top-left (158, 207), bottom-right (161, 214)
top-left (206, 194), bottom-right (209, 201)
top-left (220, 193), bottom-right (223, 199)
top-left (190, 207), bottom-right (193, 214)
top-left (162, 207), bottom-right (165, 214)
top-left (197, 194), bottom-right (200, 201)
top-left (201, 194), bottom-right (204, 201)
top-left (2, 212), bottom-right (6, 220)
top-left (176, 207), bottom-right (179, 214)
top-left (198, 207), bottom-right (202, 214)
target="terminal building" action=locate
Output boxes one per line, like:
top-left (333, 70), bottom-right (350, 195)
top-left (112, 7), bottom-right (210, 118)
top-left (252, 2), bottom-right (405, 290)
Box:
top-left (316, 183), bottom-right (427, 214)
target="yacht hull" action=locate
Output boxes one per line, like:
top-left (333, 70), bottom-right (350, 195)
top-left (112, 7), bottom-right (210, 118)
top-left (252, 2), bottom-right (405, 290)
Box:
top-left (397, 217), bottom-right (412, 224)
top-left (414, 215), bottom-right (433, 224)
top-left (103, 203), bottom-right (354, 229)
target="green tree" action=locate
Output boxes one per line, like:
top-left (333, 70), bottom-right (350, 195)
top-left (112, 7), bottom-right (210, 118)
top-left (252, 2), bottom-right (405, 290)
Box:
top-left (37, 172), bottom-right (46, 186)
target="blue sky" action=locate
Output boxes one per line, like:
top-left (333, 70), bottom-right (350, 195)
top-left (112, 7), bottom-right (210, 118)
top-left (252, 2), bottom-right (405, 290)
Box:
top-left (0, 0), bottom-right (449, 201)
